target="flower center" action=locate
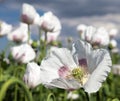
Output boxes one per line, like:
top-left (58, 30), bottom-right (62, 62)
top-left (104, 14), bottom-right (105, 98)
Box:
top-left (58, 66), bottom-right (89, 86)
top-left (71, 67), bottom-right (89, 85)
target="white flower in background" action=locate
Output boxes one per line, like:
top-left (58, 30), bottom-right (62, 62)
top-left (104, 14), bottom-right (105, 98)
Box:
top-left (11, 44), bottom-right (36, 63)
top-left (77, 24), bottom-right (87, 39)
top-left (7, 23), bottom-right (28, 43)
top-left (36, 11), bottom-right (61, 32)
top-left (41, 31), bottom-right (61, 43)
top-left (35, 11), bottom-right (61, 42)
top-left (0, 21), bottom-right (12, 36)
top-left (23, 40), bottom-right (112, 93)
top-left (3, 58), bottom-right (10, 64)
top-left (67, 91), bottom-right (79, 100)
top-left (23, 62), bottom-right (41, 88)
top-left (109, 39), bottom-right (119, 53)
top-left (109, 39), bottom-right (117, 48)
top-left (112, 64), bottom-right (120, 75)
top-left (84, 26), bottom-right (96, 42)
top-left (21, 3), bottom-right (39, 24)
top-left (80, 26), bottom-right (110, 47)
top-left (109, 28), bottom-right (118, 38)
top-left (91, 27), bottom-right (110, 47)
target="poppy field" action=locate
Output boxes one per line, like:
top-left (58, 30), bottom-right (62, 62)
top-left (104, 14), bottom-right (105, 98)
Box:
top-left (0, 3), bottom-right (120, 101)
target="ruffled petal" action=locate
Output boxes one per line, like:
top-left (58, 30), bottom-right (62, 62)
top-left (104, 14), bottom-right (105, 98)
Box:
top-left (72, 40), bottom-right (92, 67)
top-left (40, 56), bottom-right (63, 78)
top-left (83, 49), bottom-right (112, 93)
top-left (49, 47), bottom-right (77, 69)
top-left (44, 78), bottom-right (81, 90)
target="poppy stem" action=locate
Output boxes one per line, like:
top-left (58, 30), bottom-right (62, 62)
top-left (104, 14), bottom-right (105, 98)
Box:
top-left (39, 28), bottom-right (42, 45)
top-left (85, 92), bottom-right (90, 101)
top-left (96, 91), bottom-right (100, 101)
top-left (27, 24), bottom-right (30, 44)
top-left (44, 31), bottom-right (47, 53)
top-left (45, 31), bottom-right (47, 45)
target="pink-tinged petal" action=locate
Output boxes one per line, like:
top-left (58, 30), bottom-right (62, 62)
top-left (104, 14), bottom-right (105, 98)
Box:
top-left (58, 66), bottom-right (70, 78)
top-left (21, 3), bottom-right (38, 25)
top-left (39, 11), bottom-right (61, 32)
top-left (7, 23), bottom-right (28, 43)
top-left (21, 14), bottom-right (33, 24)
top-left (91, 27), bottom-right (110, 47)
top-left (11, 44), bottom-right (36, 63)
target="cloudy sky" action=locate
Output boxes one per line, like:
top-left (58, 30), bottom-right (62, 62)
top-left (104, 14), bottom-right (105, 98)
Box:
top-left (1, 0), bottom-right (120, 50)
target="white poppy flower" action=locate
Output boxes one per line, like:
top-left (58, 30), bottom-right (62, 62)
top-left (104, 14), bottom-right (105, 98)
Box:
top-left (41, 31), bottom-right (60, 43)
top-left (109, 28), bottom-right (118, 38)
top-left (77, 24), bottom-right (87, 39)
top-left (85, 26), bottom-right (96, 42)
top-left (109, 39), bottom-right (117, 48)
top-left (7, 23), bottom-right (28, 43)
top-left (24, 40), bottom-right (112, 93)
top-left (37, 11), bottom-right (61, 32)
top-left (67, 91), bottom-right (79, 100)
top-left (0, 21), bottom-right (12, 36)
top-left (11, 44), bottom-right (36, 63)
top-left (23, 62), bottom-right (41, 88)
top-left (91, 27), bottom-right (110, 47)
top-left (21, 3), bottom-right (38, 24)
top-left (81, 26), bottom-right (110, 47)
top-left (36, 12), bottom-right (61, 42)
top-left (112, 64), bottom-right (120, 75)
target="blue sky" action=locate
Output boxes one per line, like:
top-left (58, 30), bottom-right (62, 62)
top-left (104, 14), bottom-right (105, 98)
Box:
top-left (1, 0), bottom-right (120, 51)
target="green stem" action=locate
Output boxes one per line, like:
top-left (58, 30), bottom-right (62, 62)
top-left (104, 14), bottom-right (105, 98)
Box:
top-left (0, 77), bottom-right (33, 101)
top-left (42, 31), bottom-right (48, 58)
top-left (0, 67), bottom-right (3, 81)
top-left (63, 91), bottom-right (67, 101)
top-left (13, 66), bottom-right (25, 77)
top-left (27, 24), bottom-right (30, 44)
top-left (39, 28), bottom-right (42, 46)
top-left (14, 84), bottom-right (18, 101)
top-left (85, 92), bottom-right (90, 101)
top-left (45, 31), bottom-right (47, 44)
top-left (46, 93), bottom-right (56, 101)
top-left (96, 91), bottom-right (100, 101)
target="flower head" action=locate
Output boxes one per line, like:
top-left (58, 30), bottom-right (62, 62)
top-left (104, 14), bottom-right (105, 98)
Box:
top-left (23, 62), bottom-right (41, 88)
top-left (11, 44), bottom-right (36, 63)
top-left (36, 11), bottom-right (61, 32)
top-left (67, 91), bottom-right (79, 100)
top-left (7, 23), bottom-right (28, 43)
top-left (80, 26), bottom-right (110, 47)
top-left (77, 24), bottom-right (87, 37)
top-left (91, 27), bottom-right (110, 47)
top-left (0, 21), bottom-right (12, 36)
top-left (109, 28), bottom-right (118, 38)
top-left (23, 40), bottom-right (112, 93)
top-left (21, 3), bottom-right (38, 24)
top-left (41, 31), bottom-right (61, 43)
top-left (112, 64), bottom-right (120, 75)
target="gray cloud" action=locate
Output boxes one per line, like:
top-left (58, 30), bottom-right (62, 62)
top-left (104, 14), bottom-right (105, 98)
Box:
top-left (1, 0), bottom-right (120, 18)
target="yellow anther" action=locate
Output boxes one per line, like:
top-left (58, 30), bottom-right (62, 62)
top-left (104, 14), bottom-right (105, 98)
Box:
top-left (71, 67), bottom-right (88, 85)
